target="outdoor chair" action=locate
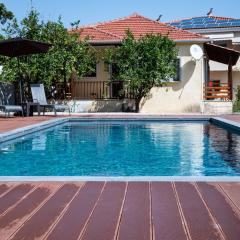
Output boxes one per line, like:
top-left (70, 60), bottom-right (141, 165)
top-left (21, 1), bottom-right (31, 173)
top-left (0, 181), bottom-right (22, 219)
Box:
top-left (30, 84), bottom-right (70, 116)
top-left (0, 105), bottom-right (23, 118)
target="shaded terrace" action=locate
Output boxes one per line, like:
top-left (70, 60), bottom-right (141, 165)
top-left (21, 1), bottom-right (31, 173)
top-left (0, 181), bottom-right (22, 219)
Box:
top-left (204, 43), bottom-right (240, 101)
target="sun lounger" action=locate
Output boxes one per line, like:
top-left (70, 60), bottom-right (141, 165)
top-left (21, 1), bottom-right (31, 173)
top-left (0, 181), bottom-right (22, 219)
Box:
top-left (0, 105), bottom-right (23, 117)
top-left (30, 84), bottom-right (70, 116)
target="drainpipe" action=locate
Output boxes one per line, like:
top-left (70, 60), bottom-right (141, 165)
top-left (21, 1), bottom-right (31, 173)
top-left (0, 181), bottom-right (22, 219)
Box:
top-left (200, 57), bottom-right (205, 114)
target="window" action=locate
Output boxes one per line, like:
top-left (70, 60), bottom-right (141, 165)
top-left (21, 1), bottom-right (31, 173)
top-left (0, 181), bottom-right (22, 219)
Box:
top-left (104, 62), bottom-right (110, 72)
top-left (110, 63), bottom-right (120, 80)
top-left (214, 41), bottom-right (227, 48)
top-left (218, 43), bottom-right (227, 48)
top-left (173, 58), bottom-right (181, 81)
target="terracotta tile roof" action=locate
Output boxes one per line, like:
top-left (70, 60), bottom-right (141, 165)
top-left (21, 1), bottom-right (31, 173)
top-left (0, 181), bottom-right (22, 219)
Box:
top-left (76, 26), bottom-right (120, 41)
top-left (74, 13), bottom-right (206, 43)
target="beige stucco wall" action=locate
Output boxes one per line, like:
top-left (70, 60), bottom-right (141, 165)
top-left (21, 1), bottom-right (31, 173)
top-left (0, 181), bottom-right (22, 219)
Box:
top-left (203, 101), bottom-right (233, 114)
top-left (140, 43), bottom-right (204, 113)
top-left (66, 99), bottom-right (135, 112)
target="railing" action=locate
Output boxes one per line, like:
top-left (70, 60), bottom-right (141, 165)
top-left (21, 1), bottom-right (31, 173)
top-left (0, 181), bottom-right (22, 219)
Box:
top-left (71, 80), bottom-right (135, 99)
top-left (204, 86), bottom-right (231, 100)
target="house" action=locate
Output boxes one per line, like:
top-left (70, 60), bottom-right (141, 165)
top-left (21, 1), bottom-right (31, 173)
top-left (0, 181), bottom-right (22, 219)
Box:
top-left (168, 12), bottom-right (240, 110)
top-left (69, 13), bottom-right (240, 114)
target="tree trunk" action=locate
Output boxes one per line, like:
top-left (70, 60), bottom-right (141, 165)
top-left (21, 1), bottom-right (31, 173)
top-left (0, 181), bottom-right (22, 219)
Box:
top-left (63, 59), bottom-right (67, 99)
top-left (135, 98), bottom-right (141, 112)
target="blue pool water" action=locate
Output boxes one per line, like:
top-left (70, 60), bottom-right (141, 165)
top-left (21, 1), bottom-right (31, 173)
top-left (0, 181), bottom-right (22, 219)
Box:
top-left (0, 121), bottom-right (240, 176)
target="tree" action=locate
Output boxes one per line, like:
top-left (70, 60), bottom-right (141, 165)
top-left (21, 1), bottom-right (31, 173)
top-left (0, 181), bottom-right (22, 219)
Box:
top-left (0, 9), bottom-right (96, 100)
top-left (106, 30), bottom-right (178, 112)
top-left (0, 3), bottom-right (13, 25)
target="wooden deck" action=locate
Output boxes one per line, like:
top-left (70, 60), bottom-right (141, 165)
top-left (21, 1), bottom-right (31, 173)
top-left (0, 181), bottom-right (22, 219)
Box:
top-left (0, 182), bottom-right (239, 240)
top-left (0, 116), bottom-right (63, 133)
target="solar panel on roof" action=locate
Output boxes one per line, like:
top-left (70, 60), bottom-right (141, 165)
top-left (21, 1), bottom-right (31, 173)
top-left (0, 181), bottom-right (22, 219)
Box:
top-left (193, 17), bottom-right (207, 20)
top-left (193, 24), bottom-right (205, 28)
top-left (216, 20), bottom-right (230, 24)
top-left (228, 19), bottom-right (240, 24)
top-left (205, 23), bottom-right (218, 28)
top-left (218, 22), bottom-right (232, 26)
top-left (192, 20), bottom-right (204, 25)
top-left (230, 22), bottom-right (240, 27)
top-left (179, 24), bottom-right (193, 29)
top-left (170, 17), bottom-right (240, 29)
top-left (180, 20), bottom-right (193, 24)
top-left (203, 19), bottom-right (216, 23)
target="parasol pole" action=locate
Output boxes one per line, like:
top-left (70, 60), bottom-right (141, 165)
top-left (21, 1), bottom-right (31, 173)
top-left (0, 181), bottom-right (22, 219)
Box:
top-left (17, 57), bottom-right (23, 104)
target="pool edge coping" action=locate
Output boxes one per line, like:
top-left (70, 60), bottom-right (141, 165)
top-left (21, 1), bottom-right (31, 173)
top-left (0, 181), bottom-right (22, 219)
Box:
top-left (0, 176), bottom-right (240, 182)
top-left (0, 117), bottom-right (69, 143)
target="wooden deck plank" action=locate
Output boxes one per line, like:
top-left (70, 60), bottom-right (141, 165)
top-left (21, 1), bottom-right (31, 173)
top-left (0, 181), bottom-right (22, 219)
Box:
top-left (10, 184), bottom-right (79, 240)
top-left (175, 182), bottom-right (222, 240)
top-left (0, 184), bottom-right (33, 215)
top-left (0, 186), bottom-right (51, 239)
top-left (117, 182), bottom-right (150, 240)
top-left (0, 184), bottom-right (9, 196)
top-left (219, 182), bottom-right (240, 210)
top-left (46, 182), bottom-right (104, 240)
top-left (80, 182), bottom-right (126, 240)
top-left (151, 182), bottom-right (187, 240)
top-left (197, 182), bottom-right (240, 240)
top-left (0, 181), bottom-right (239, 239)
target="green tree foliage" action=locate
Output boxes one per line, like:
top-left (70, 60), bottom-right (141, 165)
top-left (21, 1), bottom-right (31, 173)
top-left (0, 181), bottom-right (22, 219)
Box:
top-left (0, 3), bottom-right (13, 25)
top-left (106, 30), bottom-right (178, 111)
top-left (0, 9), bottom-right (96, 100)
top-left (233, 86), bottom-right (240, 112)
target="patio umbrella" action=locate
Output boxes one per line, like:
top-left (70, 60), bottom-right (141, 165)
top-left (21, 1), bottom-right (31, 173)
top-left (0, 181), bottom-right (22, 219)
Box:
top-left (0, 37), bottom-right (52, 103)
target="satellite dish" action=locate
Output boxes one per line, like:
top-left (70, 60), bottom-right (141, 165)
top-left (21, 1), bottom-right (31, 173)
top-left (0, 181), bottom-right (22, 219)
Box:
top-left (190, 44), bottom-right (203, 60)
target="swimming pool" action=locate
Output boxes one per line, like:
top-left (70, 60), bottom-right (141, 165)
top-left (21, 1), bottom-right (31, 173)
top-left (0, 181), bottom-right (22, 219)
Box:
top-left (0, 120), bottom-right (240, 176)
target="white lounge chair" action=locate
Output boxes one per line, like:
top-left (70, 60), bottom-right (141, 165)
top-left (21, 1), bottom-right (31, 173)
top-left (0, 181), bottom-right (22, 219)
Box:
top-left (0, 105), bottom-right (23, 117)
top-left (30, 84), bottom-right (70, 116)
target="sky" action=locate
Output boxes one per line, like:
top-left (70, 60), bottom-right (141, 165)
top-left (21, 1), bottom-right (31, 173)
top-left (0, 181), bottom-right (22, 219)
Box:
top-left (1, 0), bottom-right (240, 27)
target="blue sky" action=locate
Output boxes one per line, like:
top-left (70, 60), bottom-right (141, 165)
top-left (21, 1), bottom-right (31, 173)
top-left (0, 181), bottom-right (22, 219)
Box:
top-left (1, 0), bottom-right (240, 27)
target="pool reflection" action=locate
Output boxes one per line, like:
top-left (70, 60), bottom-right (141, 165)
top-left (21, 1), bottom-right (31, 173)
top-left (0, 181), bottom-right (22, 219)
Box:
top-left (203, 123), bottom-right (240, 173)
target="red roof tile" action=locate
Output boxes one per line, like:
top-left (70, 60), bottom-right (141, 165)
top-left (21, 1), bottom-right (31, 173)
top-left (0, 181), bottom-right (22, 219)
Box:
top-left (76, 26), bottom-right (120, 41)
top-left (74, 14), bottom-right (206, 42)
